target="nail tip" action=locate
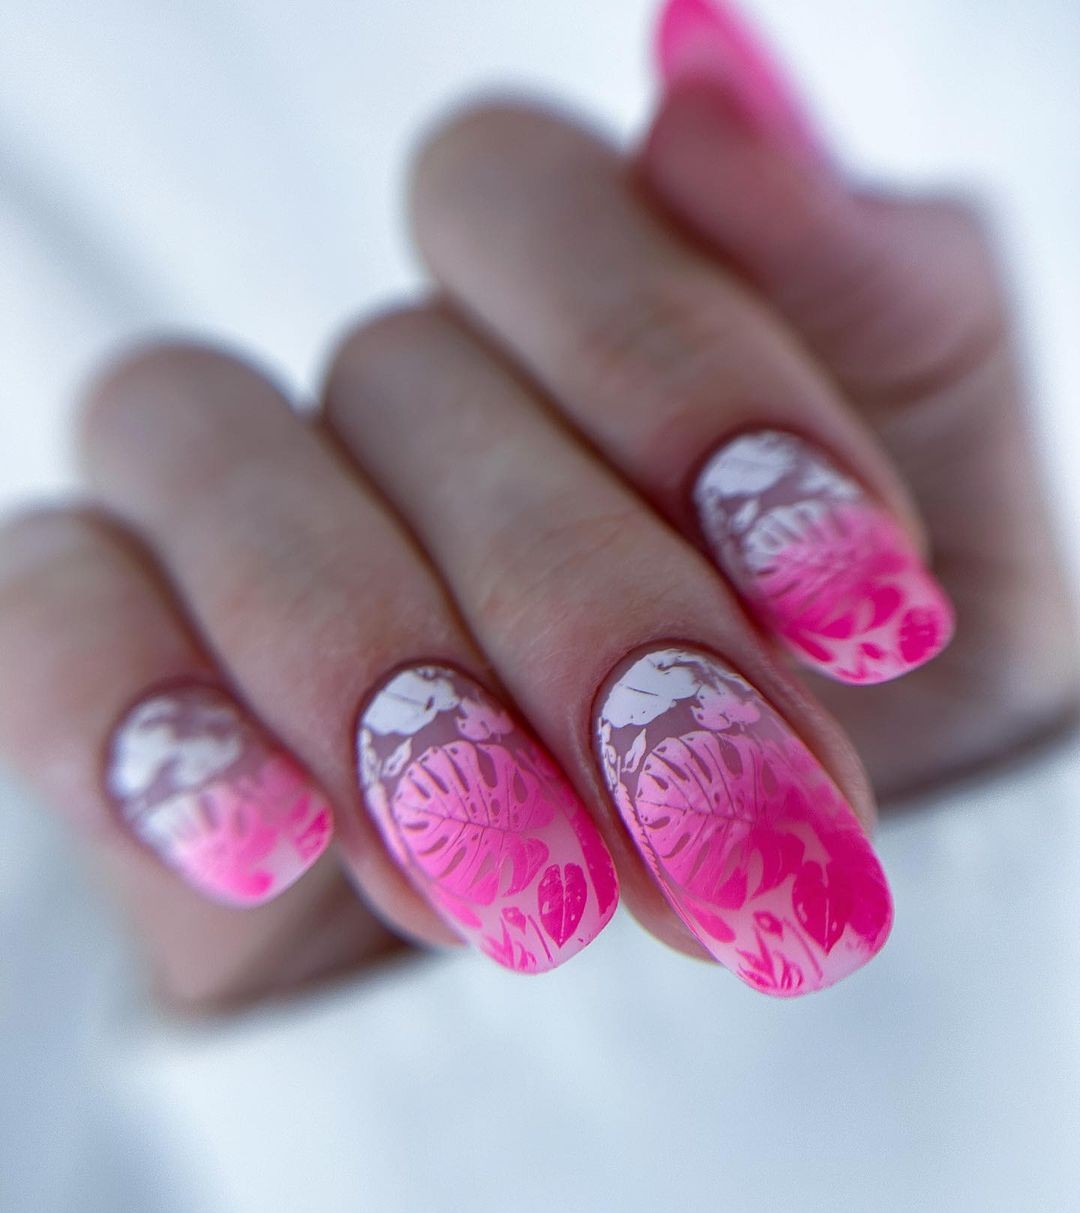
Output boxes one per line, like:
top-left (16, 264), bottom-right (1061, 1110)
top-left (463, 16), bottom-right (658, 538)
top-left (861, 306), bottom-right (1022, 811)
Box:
top-left (360, 664), bottom-right (618, 973)
top-left (597, 646), bottom-right (893, 999)
top-left (107, 683), bottom-right (336, 908)
top-left (808, 583), bottom-right (957, 686)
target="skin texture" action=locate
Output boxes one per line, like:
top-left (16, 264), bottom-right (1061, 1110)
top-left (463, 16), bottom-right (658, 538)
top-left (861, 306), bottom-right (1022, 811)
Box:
top-left (0, 2), bottom-right (1075, 1012)
top-left (640, 9), bottom-right (1079, 795)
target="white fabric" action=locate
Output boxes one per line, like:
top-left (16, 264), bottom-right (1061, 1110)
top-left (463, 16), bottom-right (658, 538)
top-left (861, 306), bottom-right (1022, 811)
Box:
top-left (1, 2), bottom-right (1079, 1210)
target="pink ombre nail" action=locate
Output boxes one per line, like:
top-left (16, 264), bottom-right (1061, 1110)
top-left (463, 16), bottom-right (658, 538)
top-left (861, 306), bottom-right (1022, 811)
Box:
top-left (596, 647), bottom-right (892, 996)
top-left (695, 431), bottom-right (955, 685)
top-left (654, 0), bottom-right (823, 158)
top-left (357, 666), bottom-right (618, 973)
top-left (107, 684), bottom-right (333, 906)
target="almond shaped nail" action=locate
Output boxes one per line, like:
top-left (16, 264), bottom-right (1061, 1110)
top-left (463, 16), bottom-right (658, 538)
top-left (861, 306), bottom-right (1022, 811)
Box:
top-left (695, 430), bottom-right (955, 684)
top-left (107, 684), bottom-right (334, 906)
top-left (655, 0), bottom-right (823, 160)
top-left (596, 646), bottom-right (892, 996)
top-left (357, 666), bottom-right (619, 973)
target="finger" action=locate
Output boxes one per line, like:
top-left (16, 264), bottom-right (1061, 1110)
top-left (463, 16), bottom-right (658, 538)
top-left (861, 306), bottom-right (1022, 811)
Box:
top-left (643, 1), bottom-right (1080, 789)
top-left (410, 101), bottom-right (955, 686)
top-left (78, 343), bottom-right (618, 973)
top-left (0, 508), bottom-right (395, 1011)
top-left (0, 506), bottom-right (334, 905)
top-left (324, 304), bottom-right (893, 997)
top-left (643, 0), bottom-right (1006, 402)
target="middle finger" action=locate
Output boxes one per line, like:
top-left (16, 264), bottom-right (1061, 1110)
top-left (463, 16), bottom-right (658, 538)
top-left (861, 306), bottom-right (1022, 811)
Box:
top-left (411, 102), bottom-right (954, 687)
top-left (324, 303), bottom-right (894, 996)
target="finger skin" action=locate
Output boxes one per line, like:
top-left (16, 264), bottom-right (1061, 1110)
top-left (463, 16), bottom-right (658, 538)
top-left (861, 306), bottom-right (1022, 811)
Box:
top-left (0, 508), bottom-right (395, 1010)
top-left (0, 508), bottom-right (335, 909)
top-left (642, 79), bottom-right (1006, 400)
top-left (324, 304), bottom-right (894, 993)
top-left (409, 102), bottom-right (954, 685)
top-left (77, 342), bottom-right (618, 972)
top-left (641, 46), bottom-right (1079, 790)
top-left (410, 102), bottom-right (922, 540)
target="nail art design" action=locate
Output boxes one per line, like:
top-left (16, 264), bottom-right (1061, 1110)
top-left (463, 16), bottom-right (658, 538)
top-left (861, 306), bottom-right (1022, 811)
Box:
top-left (695, 431), bottom-right (955, 684)
top-left (107, 685), bottom-right (333, 906)
top-left (597, 647), bottom-right (892, 996)
top-left (358, 666), bottom-right (618, 973)
top-left (655, 0), bottom-right (822, 159)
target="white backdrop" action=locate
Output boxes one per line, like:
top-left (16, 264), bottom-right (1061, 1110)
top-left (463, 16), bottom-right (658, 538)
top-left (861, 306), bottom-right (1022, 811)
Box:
top-left (1, 3), bottom-right (1079, 1211)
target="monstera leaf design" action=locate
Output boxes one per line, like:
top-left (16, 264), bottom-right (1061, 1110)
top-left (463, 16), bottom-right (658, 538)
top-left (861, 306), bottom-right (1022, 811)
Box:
top-left (898, 606), bottom-right (942, 664)
top-left (792, 859), bottom-right (852, 954)
top-left (538, 863), bottom-right (587, 946)
top-left (751, 502), bottom-right (906, 631)
top-left (168, 783), bottom-right (279, 900)
top-left (391, 740), bottom-right (553, 907)
top-left (568, 802), bottom-right (618, 918)
top-left (633, 730), bottom-right (769, 908)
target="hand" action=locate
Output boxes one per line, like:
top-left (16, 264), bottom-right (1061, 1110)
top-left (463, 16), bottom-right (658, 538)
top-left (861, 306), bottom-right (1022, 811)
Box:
top-left (639, 0), bottom-right (1080, 799)
top-left (0, 0), bottom-right (1073, 1015)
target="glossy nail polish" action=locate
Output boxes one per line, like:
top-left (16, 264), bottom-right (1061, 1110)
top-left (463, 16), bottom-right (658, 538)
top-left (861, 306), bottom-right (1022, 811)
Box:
top-left (655, 0), bottom-right (822, 159)
top-left (695, 431), bottom-right (955, 684)
top-left (596, 646), bottom-right (892, 995)
top-left (358, 666), bottom-right (618, 973)
top-left (107, 684), bottom-right (334, 906)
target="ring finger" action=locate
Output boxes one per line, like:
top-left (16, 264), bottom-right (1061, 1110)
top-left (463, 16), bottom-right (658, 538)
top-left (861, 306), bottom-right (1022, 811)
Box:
top-left (78, 343), bottom-right (619, 972)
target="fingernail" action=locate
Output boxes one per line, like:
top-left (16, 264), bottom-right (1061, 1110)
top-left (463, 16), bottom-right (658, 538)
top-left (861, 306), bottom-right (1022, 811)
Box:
top-left (107, 684), bottom-right (334, 906)
top-left (695, 431), bottom-right (955, 685)
top-left (357, 666), bottom-right (619, 973)
top-left (654, 0), bottom-right (822, 158)
top-left (596, 646), bottom-right (892, 996)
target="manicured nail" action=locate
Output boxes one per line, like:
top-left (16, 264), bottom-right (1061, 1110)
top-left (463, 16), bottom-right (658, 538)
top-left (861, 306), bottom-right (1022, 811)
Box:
top-left (358, 666), bottom-right (619, 973)
top-left (654, 0), bottom-right (822, 159)
top-left (596, 647), bottom-right (892, 996)
top-left (695, 431), bottom-right (955, 685)
top-left (107, 684), bottom-right (334, 906)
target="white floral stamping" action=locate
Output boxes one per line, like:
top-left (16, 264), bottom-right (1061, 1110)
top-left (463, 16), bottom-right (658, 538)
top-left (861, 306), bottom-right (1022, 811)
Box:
top-left (107, 684), bottom-right (333, 905)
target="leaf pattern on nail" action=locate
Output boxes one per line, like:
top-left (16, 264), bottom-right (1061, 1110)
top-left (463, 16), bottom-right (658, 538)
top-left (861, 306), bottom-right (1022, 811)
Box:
top-left (107, 686), bottom-right (333, 906)
top-left (538, 863), bottom-right (588, 946)
top-left (358, 666), bottom-right (618, 973)
top-left (694, 431), bottom-right (955, 684)
top-left (596, 648), bottom-right (892, 996)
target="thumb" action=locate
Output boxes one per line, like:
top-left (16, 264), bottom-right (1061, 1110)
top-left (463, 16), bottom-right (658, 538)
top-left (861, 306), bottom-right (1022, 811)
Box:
top-left (641, 0), bottom-right (1005, 406)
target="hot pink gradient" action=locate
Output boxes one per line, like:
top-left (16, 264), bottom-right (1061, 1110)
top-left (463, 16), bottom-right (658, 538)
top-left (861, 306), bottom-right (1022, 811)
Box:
top-left (107, 686), bottom-right (333, 906)
top-left (695, 431), bottom-right (955, 685)
top-left (358, 666), bottom-right (618, 973)
top-left (596, 647), bottom-right (892, 996)
top-left (654, 0), bottom-right (822, 158)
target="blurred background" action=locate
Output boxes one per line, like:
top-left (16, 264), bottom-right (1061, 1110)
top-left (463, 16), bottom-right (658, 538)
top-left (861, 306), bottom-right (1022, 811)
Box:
top-left (1, 2), bottom-right (1079, 1210)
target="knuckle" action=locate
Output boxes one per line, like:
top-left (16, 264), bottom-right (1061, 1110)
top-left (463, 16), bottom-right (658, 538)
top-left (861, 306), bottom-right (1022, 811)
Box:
top-left (473, 504), bottom-right (644, 638)
top-left (564, 270), bottom-right (758, 445)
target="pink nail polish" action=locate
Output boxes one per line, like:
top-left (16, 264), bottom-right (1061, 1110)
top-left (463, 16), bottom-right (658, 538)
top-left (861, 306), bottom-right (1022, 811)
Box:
top-left (596, 647), bottom-right (892, 996)
top-left (358, 666), bottom-right (618, 973)
top-left (695, 431), bottom-right (955, 685)
top-left (107, 684), bottom-right (334, 906)
top-left (654, 0), bottom-right (822, 158)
